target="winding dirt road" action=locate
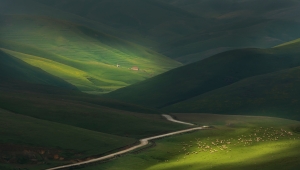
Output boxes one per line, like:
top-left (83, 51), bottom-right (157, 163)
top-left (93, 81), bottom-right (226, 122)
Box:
top-left (47, 115), bottom-right (206, 170)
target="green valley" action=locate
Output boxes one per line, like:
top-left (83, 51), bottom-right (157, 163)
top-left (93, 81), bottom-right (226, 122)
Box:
top-left (0, 15), bottom-right (181, 93)
top-left (1, 0), bottom-right (300, 170)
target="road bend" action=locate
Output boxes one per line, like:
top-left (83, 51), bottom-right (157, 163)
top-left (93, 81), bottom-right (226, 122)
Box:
top-left (47, 115), bottom-right (205, 170)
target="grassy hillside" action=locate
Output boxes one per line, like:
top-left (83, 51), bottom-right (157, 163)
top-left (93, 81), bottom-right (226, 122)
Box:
top-left (106, 40), bottom-right (300, 109)
top-left (165, 66), bottom-right (300, 120)
top-left (0, 15), bottom-right (181, 93)
top-left (80, 114), bottom-right (300, 170)
top-left (0, 82), bottom-right (186, 138)
top-left (0, 108), bottom-right (135, 170)
top-left (0, 49), bottom-right (76, 90)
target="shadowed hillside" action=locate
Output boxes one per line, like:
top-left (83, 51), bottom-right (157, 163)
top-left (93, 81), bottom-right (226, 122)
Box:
top-left (165, 66), bottom-right (300, 120)
top-left (155, 0), bottom-right (300, 63)
top-left (0, 108), bottom-right (135, 169)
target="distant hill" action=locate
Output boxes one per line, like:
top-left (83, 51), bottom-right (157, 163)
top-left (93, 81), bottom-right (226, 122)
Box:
top-left (33, 0), bottom-right (202, 44)
top-left (105, 39), bottom-right (300, 117)
top-left (0, 15), bottom-right (181, 93)
top-left (2, 0), bottom-right (300, 64)
top-left (155, 0), bottom-right (300, 63)
top-left (160, 0), bottom-right (300, 19)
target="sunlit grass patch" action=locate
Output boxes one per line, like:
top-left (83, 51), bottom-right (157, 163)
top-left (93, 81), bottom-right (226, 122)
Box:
top-left (84, 114), bottom-right (300, 170)
top-left (147, 127), bottom-right (300, 170)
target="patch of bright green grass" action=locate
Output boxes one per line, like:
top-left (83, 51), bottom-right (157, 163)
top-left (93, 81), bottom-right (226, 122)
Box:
top-left (0, 49), bottom-right (76, 89)
top-left (82, 114), bottom-right (300, 170)
top-left (0, 15), bottom-right (181, 93)
top-left (1, 48), bottom-right (127, 92)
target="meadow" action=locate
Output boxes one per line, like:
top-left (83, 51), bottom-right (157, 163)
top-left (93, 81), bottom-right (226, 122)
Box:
top-left (0, 15), bottom-right (181, 93)
top-left (81, 114), bottom-right (300, 170)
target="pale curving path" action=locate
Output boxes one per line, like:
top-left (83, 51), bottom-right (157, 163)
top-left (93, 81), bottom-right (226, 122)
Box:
top-left (162, 114), bottom-right (194, 126)
top-left (46, 115), bottom-right (206, 170)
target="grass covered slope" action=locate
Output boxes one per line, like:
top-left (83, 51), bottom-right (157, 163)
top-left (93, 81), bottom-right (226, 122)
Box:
top-left (0, 49), bottom-right (76, 90)
top-left (80, 114), bottom-right (300, 170)
top-left (0, 108), bottom-right (135, 170)
top-left (0, 15), bottom-right (181, 93)
top-left (164, 39), bottom-right (300, 119)
top-left (106, 40), bottom-right (300, 108)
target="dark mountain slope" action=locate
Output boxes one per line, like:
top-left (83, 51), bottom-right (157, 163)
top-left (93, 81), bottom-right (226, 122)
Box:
top-left (105, 39), bottom-right (300, 108)
top-left (34, 0), bottom-right (205, 45)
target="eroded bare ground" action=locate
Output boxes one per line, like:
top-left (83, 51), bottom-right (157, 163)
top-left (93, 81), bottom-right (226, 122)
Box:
top-left (0, 143), bottom-right (79, 165)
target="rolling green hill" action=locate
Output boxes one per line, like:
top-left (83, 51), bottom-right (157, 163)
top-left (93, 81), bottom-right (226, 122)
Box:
top-left (0, 82), bottom-right (186, 138)
top-left (0, 15), bottom-right (181, 93)
top-left (165, 66), bottom-right (300, 120)
top-left (105, 39), bottom-right (300, 113)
